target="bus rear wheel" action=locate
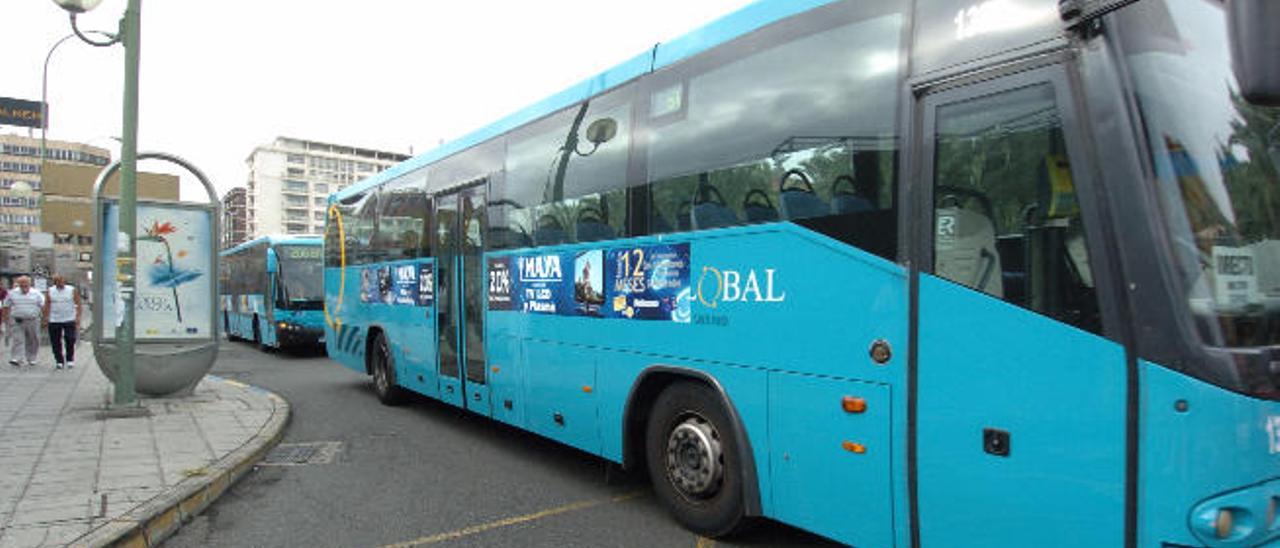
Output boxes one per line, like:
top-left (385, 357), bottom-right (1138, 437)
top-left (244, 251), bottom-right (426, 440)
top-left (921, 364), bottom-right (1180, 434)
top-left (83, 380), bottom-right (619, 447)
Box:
top-left (370, 333), bottom-right (405, 406)
top-left (645, 381), bottom-right (747, 538)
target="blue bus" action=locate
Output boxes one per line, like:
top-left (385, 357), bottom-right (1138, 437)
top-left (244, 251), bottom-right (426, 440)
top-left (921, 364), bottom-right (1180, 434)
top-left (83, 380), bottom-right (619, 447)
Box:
top-left (221, 235), bottom-right (326, 350)
top-left (324, 0), bottom-right (1280, 545)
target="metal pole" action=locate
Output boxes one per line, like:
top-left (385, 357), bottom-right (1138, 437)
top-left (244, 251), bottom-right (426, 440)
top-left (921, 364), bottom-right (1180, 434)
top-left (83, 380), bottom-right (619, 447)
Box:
top-left (113, 0), bottom-right (142, 407)
top-left (40, 29), bottom-right (117, 169)
top-left (41, 33), bottom-right (79, 167)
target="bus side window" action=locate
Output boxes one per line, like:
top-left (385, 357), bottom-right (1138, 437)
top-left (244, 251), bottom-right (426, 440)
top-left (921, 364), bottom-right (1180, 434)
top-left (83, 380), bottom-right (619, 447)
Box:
top-left (639, 8), bottom-right (902, 259)
top-left (503, 87), bottom-right (634, 246)
top-left (346, 191), bottom-right (378, 265)
top-left (932, 83), bottom-right (1102, 334)
top-left (373, 173), bottom-right (431, 261)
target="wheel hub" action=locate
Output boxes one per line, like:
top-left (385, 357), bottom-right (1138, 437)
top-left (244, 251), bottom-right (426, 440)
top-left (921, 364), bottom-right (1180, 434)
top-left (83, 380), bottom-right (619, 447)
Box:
top-left (665, 416), bottom-right (723, 498)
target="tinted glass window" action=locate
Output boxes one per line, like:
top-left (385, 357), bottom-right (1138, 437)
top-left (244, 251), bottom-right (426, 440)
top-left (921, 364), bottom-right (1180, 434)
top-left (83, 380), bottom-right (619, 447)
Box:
top-left (331, 191), bottom-right (375, 265)
top-left (1121, 0), bottom-right (1280, 349)
top-left (932, 83), bottom-right (1102, 334)
top-left (642, 4), bottom-right (903, 258)
top-left (324, 201), bottom-right (343, 268)
top-left (372, 173), bottom-right (432, 261)
top-left (277, 245), bottom-right (324, 306)
top-left (504, 86), bottom-right (634, 246)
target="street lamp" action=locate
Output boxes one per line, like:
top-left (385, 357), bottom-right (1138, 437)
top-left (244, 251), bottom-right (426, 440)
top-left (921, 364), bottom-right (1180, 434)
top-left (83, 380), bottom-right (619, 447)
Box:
top-left (49, 0), bottom-right (143, 409)
top-left (40, 31), bottom-right (117, 169)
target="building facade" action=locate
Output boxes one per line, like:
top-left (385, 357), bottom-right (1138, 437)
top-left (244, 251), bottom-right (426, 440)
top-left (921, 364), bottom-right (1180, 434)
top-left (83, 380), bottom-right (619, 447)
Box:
top-left (0, 133), bottom-right (112, 282)
top-left (1, 134), bottom-right (109, 235)
top-left (221, 187), bottom-right (248, 249)
top-left (245, 137), bottom-right (407, 237)
top-left (38, 160), bottom-right (178, 289)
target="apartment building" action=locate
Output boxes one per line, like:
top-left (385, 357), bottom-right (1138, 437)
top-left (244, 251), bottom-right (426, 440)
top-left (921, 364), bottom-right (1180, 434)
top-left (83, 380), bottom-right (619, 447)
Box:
top-left (245, 137), bottom-right (408, 237)
top-left (221, 187), bottom-right (248, 249)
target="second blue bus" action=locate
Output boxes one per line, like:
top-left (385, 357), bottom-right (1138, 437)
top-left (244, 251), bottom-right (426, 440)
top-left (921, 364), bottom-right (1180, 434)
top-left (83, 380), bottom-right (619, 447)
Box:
top-left (221, 235), bottom-right (326, 350)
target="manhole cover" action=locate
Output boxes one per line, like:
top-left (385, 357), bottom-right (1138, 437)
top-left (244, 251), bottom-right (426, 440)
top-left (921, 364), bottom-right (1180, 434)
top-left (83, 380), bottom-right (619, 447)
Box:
top-left (261, 441), bottom-right (342, 466)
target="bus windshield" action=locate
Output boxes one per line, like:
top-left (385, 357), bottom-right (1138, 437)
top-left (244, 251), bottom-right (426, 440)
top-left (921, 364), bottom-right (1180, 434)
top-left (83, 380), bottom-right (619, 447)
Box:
top-left (1121, 0), bottom-right (1280, 350)
top-left (277, 245), bottom-right (324, 308)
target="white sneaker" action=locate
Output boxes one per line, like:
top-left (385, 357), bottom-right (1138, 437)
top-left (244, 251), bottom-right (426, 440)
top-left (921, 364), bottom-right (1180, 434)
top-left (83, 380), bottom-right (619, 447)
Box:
top-left (55, 362), bottom-right (64, 370)
top-left (26, 361), bottom-right (37, 367)
top-left (65, 360), bottom-right (74, 369)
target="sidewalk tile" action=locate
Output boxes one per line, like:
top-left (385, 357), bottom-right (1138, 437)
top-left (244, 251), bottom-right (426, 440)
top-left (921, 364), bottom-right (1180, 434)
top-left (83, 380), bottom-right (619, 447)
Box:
top-left (0, 349), bottom-right (286, 547)
top-left (6, 506), bottom-right (92, 527)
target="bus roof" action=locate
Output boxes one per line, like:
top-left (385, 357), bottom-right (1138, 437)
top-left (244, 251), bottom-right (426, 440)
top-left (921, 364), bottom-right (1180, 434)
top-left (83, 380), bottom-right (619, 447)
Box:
top-left (220, 235), bottom-right (322, 257)
top-left (331, 0), bottom-right (837, 203)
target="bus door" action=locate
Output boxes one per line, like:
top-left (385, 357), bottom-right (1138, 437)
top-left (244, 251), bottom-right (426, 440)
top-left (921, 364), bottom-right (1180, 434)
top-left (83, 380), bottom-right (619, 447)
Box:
top-left (262, 247), bottom-right (279, 348)
top-left (434, 183), bottom-right (491, 415)
top-left (912, 62), bottom-right (1128, 546)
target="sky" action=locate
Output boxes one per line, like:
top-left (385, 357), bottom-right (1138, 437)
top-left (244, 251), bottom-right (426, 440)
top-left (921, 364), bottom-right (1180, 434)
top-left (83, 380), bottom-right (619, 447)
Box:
top-left (1, 0), bottom-right (755, 200)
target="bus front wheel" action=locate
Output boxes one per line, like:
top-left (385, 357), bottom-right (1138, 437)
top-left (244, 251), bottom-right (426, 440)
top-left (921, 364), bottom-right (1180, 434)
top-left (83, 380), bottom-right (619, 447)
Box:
top-left (645, 381), bottom-right (747, 538)
top-left (370, 333), bottom-right (405, 406)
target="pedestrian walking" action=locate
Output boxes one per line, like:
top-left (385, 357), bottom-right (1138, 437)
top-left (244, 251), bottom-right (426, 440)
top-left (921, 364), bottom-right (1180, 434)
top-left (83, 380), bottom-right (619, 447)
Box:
top-left (2, 276), bottom-right (46, 367)
top-left (44, 274), bottom-right (82, 370)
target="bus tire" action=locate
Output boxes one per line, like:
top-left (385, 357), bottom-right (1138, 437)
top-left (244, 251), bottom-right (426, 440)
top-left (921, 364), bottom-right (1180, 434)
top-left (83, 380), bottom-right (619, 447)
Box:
top-left (370, 333), bottom-right (405, 406)
top-left (645, 381), bottom-right (747, 538)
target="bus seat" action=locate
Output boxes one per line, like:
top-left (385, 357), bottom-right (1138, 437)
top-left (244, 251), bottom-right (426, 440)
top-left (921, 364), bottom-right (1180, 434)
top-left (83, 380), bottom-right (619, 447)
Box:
top-left (692, 178), bottom-right (737, 230)
top-left (832, 194), bottom-right (875, 214)
top-left (535, 215), bottom-right (569, 246)
top-left (780, 189), bottom-right (829, 219)
top-left (777, 169), bottom-right (826, 220)
top-left (996, 235), bottom-right (1026, 305)
top-left (575, 204), bottom-right (615, 242)
top-left (576, 221), bottom-right (614, 242)
top-left (490, 226), bottom-right (532, 249)
top-left (693, 202), bottom-right (738, 229)
top-left (676, 201), bottom-right (692, 232)
top-left (742, 189), bottom-right (779, 223)
top-left (935, 206), bottom-right (1005, 298)
top-left (832, 174), bottom-right (875, 214)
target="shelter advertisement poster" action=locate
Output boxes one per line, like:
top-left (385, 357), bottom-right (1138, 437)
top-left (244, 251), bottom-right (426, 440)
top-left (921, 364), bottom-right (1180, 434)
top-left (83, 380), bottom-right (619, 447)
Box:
top-left (101, 203), bottom-right (213, 340)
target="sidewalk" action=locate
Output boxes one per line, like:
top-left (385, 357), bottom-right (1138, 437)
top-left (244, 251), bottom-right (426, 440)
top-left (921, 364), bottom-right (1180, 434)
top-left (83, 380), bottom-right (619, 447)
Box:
top-left (0, 350), bottom-right (289, 547)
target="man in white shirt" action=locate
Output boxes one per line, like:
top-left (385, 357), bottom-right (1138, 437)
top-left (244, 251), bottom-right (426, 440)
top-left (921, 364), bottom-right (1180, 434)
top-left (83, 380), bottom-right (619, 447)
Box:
top-left (44, 274), bottom-right (82, 369)
top-left (2, 276), bottom-right (46, 367)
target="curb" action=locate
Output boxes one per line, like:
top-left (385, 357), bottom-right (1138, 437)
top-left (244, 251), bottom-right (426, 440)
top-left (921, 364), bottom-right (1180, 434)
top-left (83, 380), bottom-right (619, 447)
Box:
top-left (71, 378), bottom-right (291, 548)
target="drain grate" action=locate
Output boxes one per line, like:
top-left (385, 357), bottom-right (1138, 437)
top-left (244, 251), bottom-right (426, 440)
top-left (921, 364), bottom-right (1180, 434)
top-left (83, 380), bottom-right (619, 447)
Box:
top-left (260, 441), bottom-right (342, 466)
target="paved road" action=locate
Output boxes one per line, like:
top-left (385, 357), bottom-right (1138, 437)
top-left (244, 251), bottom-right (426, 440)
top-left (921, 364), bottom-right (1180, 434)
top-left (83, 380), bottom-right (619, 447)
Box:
top-left (165, 341), bottom-right (836, 547)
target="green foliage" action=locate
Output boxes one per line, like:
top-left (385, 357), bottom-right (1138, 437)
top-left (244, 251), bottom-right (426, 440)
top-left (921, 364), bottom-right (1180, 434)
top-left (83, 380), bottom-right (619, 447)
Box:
top-left (1219, 91), bottom-right (1280, 243)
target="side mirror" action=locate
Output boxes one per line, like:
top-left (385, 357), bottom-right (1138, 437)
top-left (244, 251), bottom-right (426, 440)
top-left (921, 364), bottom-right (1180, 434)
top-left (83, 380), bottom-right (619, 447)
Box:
top-left (1228, 0), bottom-right (1280, 106)
top-left (584, 118), bottom-right (618, 146)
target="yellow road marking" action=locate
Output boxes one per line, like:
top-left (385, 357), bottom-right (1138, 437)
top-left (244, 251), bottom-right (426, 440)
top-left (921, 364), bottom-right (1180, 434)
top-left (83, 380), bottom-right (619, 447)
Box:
top-left (695, 536), bottom-right (716, 548)
top-left (380, 491), bottom-right (643, 548)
